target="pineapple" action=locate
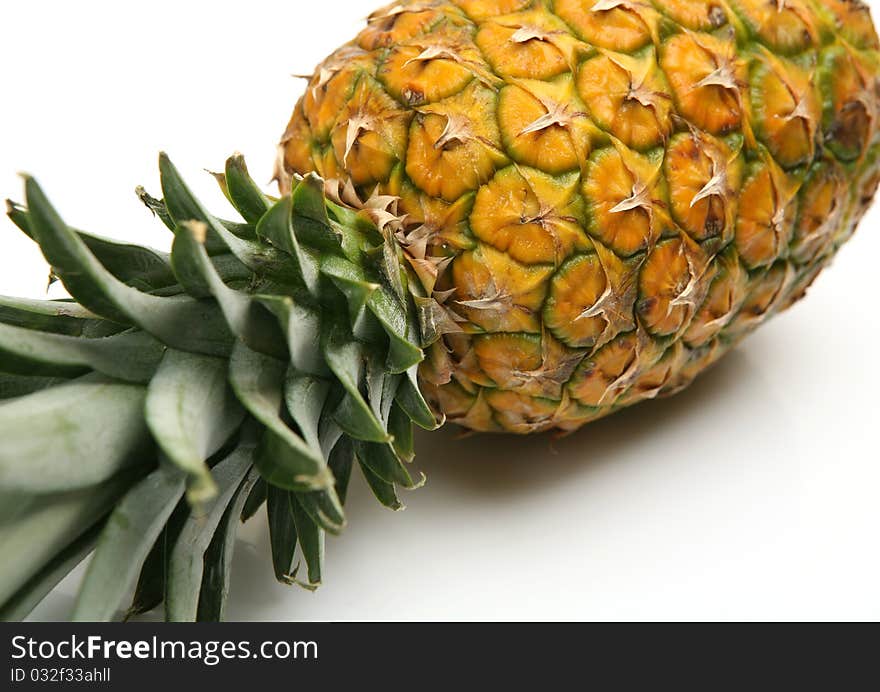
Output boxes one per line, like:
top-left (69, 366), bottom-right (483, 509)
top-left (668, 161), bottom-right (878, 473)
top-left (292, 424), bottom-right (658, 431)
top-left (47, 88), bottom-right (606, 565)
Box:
top-left (277, 0), bottom-right (880, 433)
top-left (1, 0), bottom-right (878, 621)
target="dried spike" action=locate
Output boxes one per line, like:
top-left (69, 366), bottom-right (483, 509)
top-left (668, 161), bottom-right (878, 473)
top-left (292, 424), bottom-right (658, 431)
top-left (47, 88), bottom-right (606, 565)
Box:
top-left (509, 25), bottom-right (553, 44)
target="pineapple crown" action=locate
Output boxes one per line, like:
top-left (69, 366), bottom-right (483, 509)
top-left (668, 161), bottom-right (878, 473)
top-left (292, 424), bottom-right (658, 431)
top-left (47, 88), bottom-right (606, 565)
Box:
top-left (0, 153), bottom-right (439, 621)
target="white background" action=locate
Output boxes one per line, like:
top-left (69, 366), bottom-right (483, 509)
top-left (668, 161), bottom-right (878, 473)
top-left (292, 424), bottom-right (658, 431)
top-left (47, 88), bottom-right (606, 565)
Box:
top-left (1, 1), bottom-right (878, 621)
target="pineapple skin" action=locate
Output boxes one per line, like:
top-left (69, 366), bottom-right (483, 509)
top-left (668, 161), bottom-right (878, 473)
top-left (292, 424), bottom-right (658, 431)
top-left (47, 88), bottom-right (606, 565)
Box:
top-left (277, 0), bottom-right (880, 434)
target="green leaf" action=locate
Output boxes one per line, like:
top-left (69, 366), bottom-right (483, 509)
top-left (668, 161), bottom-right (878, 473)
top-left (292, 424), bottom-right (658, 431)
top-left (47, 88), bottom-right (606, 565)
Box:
top-left (228, 342), bottom-right (331, 491)
top-left (146, 349), bottom-right (246, 504)
top-left (295, 488), bottom-right (346, 535)
top-left (256, 197), bottom-right (319, 293)
top-left (125, 500), bottom-right (189, 619)
top-left (291, 175), bottom-right (343, 255)
top-left (389, 403), bottom-right (415, 463)
top-left (396, 365), bottom-right (440, 430)
top-left (8, 200), bottom-right (180, 291)
top-left (377, 230), bottom-right (407, 306)
top-left (319, 414), bottom-right (345, 459)
top-left (357, 458), bottom-right (404, 511)
top-left (284, 371), bottom-right (329, 454)
top-left (72, 464), bottom-right (186, 621)
top-left (328, 436), bottom-right (355, 505)
top-left (322, 318), bottom-right (389, 443)
top-left (240, 478), bottom-right (267, 522)
top-left (289, 493), bottom-right (323, 586)
top-left (209, 253), bottom-right (258, 285)
top-left (224, 154), bottom-right (271, 224)
top-left (0, 469), bottom-right (141, 608)
top-left (217, 218), bottom-right (259, 242)
top-left (320, 255), bottom-right (421, 373)
top-left (356, 440), bottom-right (415, 488)
top-left (365, 353), bottom-right (399, 427)
top-left (0, 323), bottom-right (165, 382)
top-left (256, 430), bottom-right (334, 494)
top-left (75, 233), bottom-right (176, 291)
top-left (209, 169), bottom-right (233, 205)
top-left (0, 373), bottom-right (70, 400)
top-left (139, 184), bottom-right (239, 254)
top-left (165, 443), bottom-right (255, 622)
top-left (0, 295), bottom-right (100, 335)
top-left (0, 374), bottom-right (153, 494)
top-left (0, 521), bottom-right (103, 623)
top-left (320, 254), bottom-right (378, 326)
top-left (23, 176), bottom-right (234, 357)
top-left (6, 198), bottom-right (35, 239)
top-left (267, 485), bottom-right (297, 584)
top-left (292, 175), bottom-right (331, 226)
top-left (159, 154), bottom-right (296, 282)
top-left (196, 467), bottom-right (258, 622)
top-left (334, 392), bottom-right (390, 443)
top-left (171, 223), bottom-right (287, 360)
top-left (274, 358), bottom-right (346, 530)
top-left (136, 186), bottom-right (176, 231)
top-left (368, 286), bottom-right (423, 374)
top-left (257, 297), bottom-right (326, 376)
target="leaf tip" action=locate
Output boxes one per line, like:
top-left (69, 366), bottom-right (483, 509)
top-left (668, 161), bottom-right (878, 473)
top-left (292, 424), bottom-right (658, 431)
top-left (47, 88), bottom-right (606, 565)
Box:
top-left (185, 474), bottom-right (219, 508)
top-left (181, 220), bottom-right (209, 244)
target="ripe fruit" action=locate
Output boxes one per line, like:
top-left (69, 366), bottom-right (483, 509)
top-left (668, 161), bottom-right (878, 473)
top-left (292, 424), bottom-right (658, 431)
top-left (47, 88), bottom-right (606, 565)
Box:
top-left (1, 0), bottom-right (878, 621)
top-left (278, 0), bottom-right (880, 433)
